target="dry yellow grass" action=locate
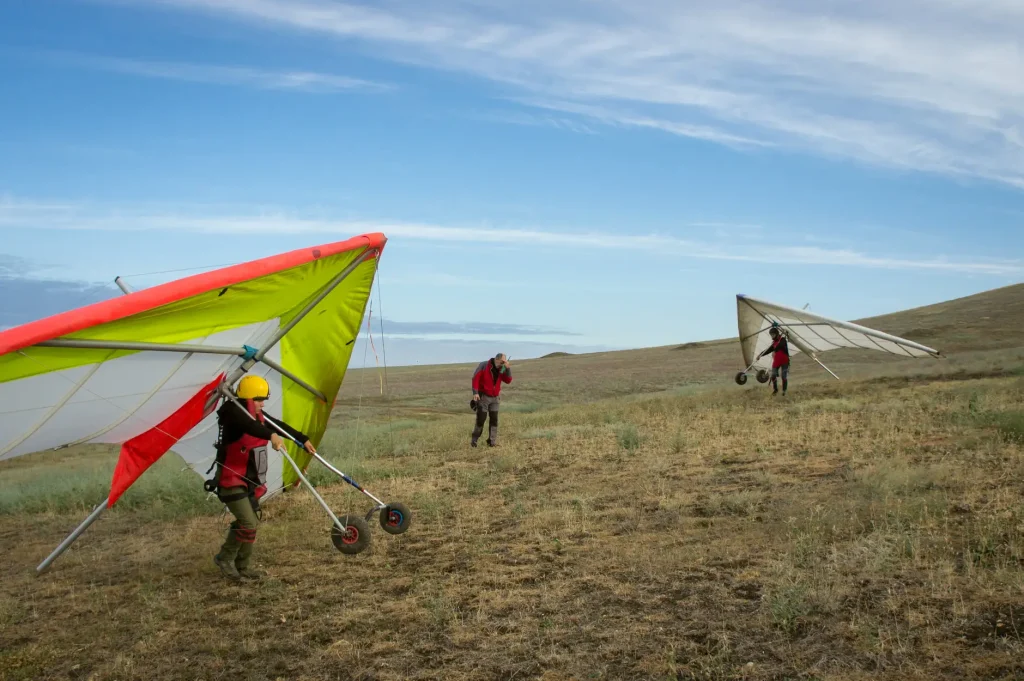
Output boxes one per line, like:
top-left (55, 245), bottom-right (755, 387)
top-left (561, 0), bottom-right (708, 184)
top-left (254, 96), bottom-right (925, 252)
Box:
top-left (1, 284), bottom-right (1023, 680)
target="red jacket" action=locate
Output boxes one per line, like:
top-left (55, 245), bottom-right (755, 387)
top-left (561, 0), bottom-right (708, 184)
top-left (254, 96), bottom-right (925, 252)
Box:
top-left (767, 336), bottom-right (790, 368)
top-left (472, 359), bottom-right (512, 396)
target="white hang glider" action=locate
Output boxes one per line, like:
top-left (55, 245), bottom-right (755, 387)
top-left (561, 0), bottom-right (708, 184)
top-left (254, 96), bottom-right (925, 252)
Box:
top-left (734, 294), bottom-right (942, 385)
top-left (0, 233), bottom-right (411, 573)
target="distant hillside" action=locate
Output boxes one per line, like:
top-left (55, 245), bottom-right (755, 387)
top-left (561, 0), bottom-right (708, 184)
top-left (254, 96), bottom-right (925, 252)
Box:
top-left (852, 282), bottom-right (1024, 352)
top-left (335, 283), bottom-right (1024, 424)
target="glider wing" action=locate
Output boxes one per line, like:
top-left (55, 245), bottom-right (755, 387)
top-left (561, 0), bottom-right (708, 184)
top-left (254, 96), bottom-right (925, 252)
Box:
top-left (736, 294), bottom-right (940, 372)
top-left (0, 234), bottom-right (385, 506)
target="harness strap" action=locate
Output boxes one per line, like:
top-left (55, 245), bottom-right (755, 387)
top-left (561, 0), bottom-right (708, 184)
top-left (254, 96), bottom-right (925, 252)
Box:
top-left (218, 490), bottom-right (250, 503)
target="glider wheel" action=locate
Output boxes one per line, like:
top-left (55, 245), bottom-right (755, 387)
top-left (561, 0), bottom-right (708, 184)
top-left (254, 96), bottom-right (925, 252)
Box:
top-left (756, 369), bottom-right (771, 384)
top-left (735, 372), bottom-right (748, 385)
top-left (379, 501), bottom-right (412, 535)
top-left (331, 514), bottom-right (371, 555)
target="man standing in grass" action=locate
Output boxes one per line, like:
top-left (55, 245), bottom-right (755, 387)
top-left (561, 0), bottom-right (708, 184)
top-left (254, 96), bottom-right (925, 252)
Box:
top-left (758, 326), bottom-right (790, 396)
top-left (471, 353), bottom-right (513, 447)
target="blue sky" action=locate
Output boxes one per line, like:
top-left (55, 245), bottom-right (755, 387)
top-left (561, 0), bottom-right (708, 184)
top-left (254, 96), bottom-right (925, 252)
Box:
top-left (1, 0), bottom-right (1022, 366)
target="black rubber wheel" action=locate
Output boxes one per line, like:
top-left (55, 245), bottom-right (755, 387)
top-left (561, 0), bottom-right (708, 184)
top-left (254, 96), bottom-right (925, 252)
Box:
top-left (756, 369), bottom-right (771, 384)
top-left (735, 372), bottom-right (748, 385)
top-left (331, 514), bottom-right (371, 555)
top-left (379, 501), bottom-right (412, 535)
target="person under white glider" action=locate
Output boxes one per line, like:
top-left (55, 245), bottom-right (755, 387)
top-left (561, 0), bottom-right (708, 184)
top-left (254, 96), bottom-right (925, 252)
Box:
top-left (756, 327), bottom-right (790, 396)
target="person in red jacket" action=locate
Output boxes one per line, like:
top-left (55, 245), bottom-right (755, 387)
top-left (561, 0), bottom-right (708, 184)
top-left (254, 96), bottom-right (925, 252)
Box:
top-left (206, 375), bottom-right (315, 581)
top-left (757, 327), bottom-right (790, 396)
top-left (470, 353), bottom-right (512, 447)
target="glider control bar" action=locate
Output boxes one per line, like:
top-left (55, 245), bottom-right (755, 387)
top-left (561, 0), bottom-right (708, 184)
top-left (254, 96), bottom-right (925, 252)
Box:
top-left (221, 389), bottom-right (348, 533)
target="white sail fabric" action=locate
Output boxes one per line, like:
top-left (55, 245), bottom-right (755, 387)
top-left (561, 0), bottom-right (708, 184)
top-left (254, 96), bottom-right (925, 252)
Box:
top-left (736, 294), bottom-right (941, 372)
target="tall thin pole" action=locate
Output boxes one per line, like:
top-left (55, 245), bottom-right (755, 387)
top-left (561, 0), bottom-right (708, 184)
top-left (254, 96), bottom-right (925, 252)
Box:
top-left (811, 355), bottom-right (841, 380)
top-left (35, 498), bottom-right (109, 574)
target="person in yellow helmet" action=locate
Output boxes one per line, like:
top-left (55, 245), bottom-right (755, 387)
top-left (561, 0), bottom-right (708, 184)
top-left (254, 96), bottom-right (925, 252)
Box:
top-left (206, 374), bottom-right (316, 581)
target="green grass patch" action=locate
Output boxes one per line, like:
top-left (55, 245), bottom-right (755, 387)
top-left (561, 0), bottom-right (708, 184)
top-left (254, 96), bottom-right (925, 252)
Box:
top-left (502, 401), bottom-right (545, 414)
top-left (615, 423), bottom-right (642, 451)
top-left (0, 452), bottom-right (216, 519)
top-left (988, 410), bottom-right (1024, 443)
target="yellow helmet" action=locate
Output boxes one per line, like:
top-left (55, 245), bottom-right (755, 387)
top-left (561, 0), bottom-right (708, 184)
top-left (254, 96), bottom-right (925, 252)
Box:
top-left (236, 375), bottom-right (270, 400)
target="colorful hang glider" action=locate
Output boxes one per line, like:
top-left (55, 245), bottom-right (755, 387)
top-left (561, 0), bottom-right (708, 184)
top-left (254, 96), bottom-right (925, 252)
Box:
top-left (0, 233), bottom-right (409, 572)
top-left (734, 294), bottom-right (941, 385)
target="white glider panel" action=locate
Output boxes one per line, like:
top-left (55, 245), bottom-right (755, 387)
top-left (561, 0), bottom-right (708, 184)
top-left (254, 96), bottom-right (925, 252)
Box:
top-left (0, 321), bottom-right (280, 462)
top-left (169, 339), bottom-right (286, 494)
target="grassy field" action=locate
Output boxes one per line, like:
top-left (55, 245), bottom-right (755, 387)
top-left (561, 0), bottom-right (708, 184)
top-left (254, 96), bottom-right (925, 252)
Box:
top-left (1, 284), bottom-right (1022, 680)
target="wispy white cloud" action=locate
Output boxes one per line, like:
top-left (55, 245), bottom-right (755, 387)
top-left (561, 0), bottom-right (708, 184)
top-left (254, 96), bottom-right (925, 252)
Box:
top-left (467, 109), bottom-right (597, 135)
top-left (116, 0), bottom-right (1024, 188)
top-left (2, 196), bottom-right (1021, 276)
top-left (43, 50), bottom-right (392, 93)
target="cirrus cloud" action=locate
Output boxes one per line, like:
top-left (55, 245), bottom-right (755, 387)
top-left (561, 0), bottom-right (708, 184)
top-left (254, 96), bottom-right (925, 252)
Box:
top-left (100, 0), bottom-right (1024, 188)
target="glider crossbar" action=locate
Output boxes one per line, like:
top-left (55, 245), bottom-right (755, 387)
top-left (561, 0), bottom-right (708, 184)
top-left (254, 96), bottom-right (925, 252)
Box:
top-left (36, 338), bottom-right (247, 356)
top-left (33, 338), bottom-right (328, 402)
top-left (259, 356), bottom-right (327, 403)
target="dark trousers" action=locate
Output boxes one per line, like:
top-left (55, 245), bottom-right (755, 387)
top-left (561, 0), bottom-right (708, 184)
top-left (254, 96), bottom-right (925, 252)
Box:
top-left (472, 395), bottom-right (500, 444)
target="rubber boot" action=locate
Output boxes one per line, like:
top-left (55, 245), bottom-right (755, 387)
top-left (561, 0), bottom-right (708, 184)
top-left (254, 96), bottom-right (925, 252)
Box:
top-left (214, 523), bottom-right (242, 581)
top-left (235, 540), bottom-right (266, 580)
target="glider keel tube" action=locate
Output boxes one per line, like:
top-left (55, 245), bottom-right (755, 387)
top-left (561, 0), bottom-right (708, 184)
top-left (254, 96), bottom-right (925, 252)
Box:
top-left (253, 246), bottom-right (378, 363)
top-left (114, 277), bottom-right (135, 295)
top-left (221, 245), bottom-right (379, 395)
top-left (35, 498), bottom-right (108, 574)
